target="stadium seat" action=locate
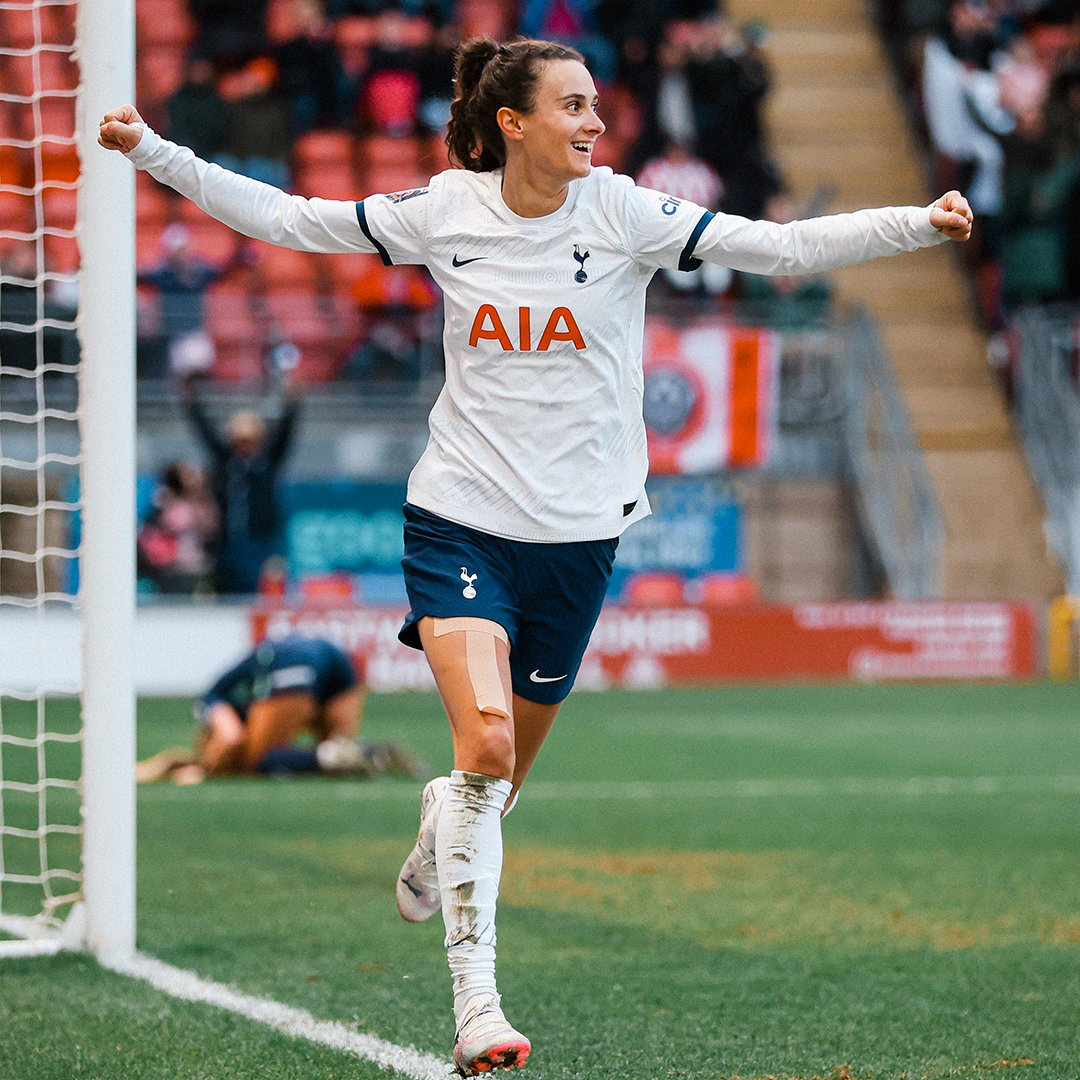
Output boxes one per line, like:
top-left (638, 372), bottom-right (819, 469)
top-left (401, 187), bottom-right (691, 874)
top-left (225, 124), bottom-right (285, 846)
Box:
top-left (294, 163), bottom-right (359, 201)
top-left (37, 141), bottom-right (80, 185)
top-left (254, 244), bottom-right (320, 288)
top-left (0, 190), bottom-right (33, 235)
top-left (623, 572), bottom-right (686, 606)
top-left (211, 344), bottom-right (264, 383)
top-left (139, 45), bottom-right (188, 103)
top-left (36, 51), bottom-right (78, 93)
top-left (697, 573), bottom-right (757, 606)
top-left (0, 7), bottom-right (37, 48)
top-left (187, 220), bottom-right (243, 264)
top-left (42, 188), bottom-right (78, 231)
top-left (293, 130), bottom-right (356, 168)
top-left (37, 97), bottom-right (75, 140)
top-left (43, 232), bottom-right (79, 274)
top-left (39, 4), bottom-right (76, 47)
top-left (136, 179), bottom-right (175, 226)
top-left (136, 0), bottom-right (194, 47)
top-left (359, 133), bottom-right (423, 169)
top-left (360, 69), bottom-right (421, 136)
top-left (334, 16), bottom-right (378, 50)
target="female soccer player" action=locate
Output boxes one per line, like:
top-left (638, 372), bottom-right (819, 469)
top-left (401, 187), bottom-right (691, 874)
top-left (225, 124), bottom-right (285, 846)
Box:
top-left (100, 36), bottom-right (972, 1075)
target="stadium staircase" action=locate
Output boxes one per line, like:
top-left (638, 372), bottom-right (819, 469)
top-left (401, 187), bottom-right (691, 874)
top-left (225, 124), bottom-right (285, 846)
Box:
top-left (728, 0), bottom-right (1062, 599)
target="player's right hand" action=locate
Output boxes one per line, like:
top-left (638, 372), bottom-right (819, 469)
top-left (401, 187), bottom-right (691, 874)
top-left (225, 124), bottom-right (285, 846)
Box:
top-left (98, 104), bottom-right (145, 153)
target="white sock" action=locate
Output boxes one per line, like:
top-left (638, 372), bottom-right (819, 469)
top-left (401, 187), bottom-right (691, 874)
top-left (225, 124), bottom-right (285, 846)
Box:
top-left (436, 769), bottom-right (513, 1023)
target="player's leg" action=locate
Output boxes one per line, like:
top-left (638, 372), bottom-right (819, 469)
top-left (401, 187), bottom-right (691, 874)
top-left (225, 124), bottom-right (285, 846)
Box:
top-left (317, 685), bottom-right (366, 741)
top-left (505, 696), bottom-right (560, 813)
top-left (417, 615), bottom-right (530, 1075)
top-left (241, 692), bottom-right (319, 773)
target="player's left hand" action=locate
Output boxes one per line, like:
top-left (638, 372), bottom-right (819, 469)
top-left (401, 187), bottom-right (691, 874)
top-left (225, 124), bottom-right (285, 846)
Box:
top-left (929, 190), bottom-right (973, 241)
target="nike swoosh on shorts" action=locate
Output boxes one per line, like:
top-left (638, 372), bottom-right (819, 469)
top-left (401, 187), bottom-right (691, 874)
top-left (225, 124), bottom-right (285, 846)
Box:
top-left (529, 670), bottom-right (567, 683)
top-left (452, 255), bottom-right (487, 266)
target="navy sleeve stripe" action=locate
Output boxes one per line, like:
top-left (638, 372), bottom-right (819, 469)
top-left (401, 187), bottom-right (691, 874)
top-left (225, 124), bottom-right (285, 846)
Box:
top-left (678, 208), bottom-right (715, 272)
top-left (355, 200), bottom-right (393, 266)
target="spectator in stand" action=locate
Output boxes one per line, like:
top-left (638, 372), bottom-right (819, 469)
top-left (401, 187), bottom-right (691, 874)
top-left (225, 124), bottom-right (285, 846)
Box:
top-left (138, 223), bottom-right (249, 379)
top-left (137, 461), bottom-right (219, 595)
top-left (270, 0), bottom-right (348, 134)
top-left (998, 94), bottom-right (1079, 307)
top-left (167, 59), bottom-right (230, 163)
top-left (921, 2), bottom-right (1016, 218)
top-left (631, 17), bottom-right (779, 218)
top-left (636, 137), bottom-right (731, 295)
top-left (189, 0), bottom-right (270, 67)
top-left (519, 0), bottom-right (618, 83)
top-left (216, 57), bottom-right (294, 190)
top-left (182, 374), bottom-right (301, 595)
top-left (355, 11), bottom-right (423, 135)
top-left (345, 260), bottom-right (440, 383)
top-left (683, 17), bottom-right (778, 219)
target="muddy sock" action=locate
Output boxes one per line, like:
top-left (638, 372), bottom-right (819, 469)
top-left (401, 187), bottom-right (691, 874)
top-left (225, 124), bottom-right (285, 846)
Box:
top-left (436, 769), bottom-right (513, 1023)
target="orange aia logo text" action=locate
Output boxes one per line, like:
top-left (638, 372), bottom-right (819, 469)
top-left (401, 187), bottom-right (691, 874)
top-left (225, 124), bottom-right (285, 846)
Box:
top-left (467, 305), bottom-right (586, 351)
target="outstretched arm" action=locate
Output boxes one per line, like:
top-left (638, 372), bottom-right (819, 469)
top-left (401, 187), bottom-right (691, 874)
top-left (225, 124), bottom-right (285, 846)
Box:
top-left (99, 104), bottom-right (370, 255)
top-left (691, 191), bottom-right (973, 276)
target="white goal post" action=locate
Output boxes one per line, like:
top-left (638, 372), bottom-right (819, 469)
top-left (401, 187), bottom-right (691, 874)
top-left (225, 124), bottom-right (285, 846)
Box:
top-left (0, 0), bottom-right (135, 961)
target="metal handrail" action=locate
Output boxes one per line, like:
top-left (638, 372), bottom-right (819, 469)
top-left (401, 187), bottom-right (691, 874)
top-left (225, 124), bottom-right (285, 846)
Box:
top-left (1014, 304), bottom-right (1080, 593)
top-left (841, 303), bottom-right (945, 598)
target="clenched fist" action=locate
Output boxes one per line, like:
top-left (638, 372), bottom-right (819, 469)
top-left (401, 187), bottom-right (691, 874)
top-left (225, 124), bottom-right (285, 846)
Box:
top-left (928, 190), bottom-right (973, 241)
top-left (98, 104), bottom-right (145, 153)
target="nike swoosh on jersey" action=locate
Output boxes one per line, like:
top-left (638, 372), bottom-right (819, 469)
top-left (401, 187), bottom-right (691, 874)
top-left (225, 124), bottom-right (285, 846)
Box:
top-left (452, 254), bottom-right (488, 267)
top-left (529, 670), bottom-right (568, 683)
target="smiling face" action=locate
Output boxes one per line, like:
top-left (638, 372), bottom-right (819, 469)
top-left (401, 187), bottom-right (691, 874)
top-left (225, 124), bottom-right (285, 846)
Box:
top-left (502, 58), bottom-right (605, 186)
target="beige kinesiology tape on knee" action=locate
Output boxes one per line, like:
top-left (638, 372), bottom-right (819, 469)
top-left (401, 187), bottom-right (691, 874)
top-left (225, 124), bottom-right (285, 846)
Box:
top-left (432, 617), bottom-right (511, 718)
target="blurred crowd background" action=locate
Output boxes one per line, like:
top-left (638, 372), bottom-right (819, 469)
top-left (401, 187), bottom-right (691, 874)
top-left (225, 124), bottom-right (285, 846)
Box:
top-left (2, 0), bottom-right (1079, 602)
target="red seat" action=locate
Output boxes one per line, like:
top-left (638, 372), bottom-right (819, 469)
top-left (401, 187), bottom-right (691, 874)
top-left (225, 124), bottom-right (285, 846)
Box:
top-left (42, 187), bottom-right (78, 230)
top-left (294, 130), bottom-right (356, 168)
top-left (37, 97), bottom-right (75, 140)
top-left (294, 163), bottom-right (358, 201)
top-left (0, 191), bottom-right (34, 234)
top-left (137, 0), bottom-right (194, 47)
top-left (334, 16), bottom-right (377, 49)
top-left (139, 45), bottom-right (188, 102)
top-left (254, 243), bottom-right (320, 288)
top-left (211, 345), bottom-right (264, 383)
top-left (623, 573), bottom-right (686, 606)
top-left (698, 573), bottom-right (756, 606)
top-left (359, 133), bottom-right (423, 169)
top-left (361, 69), bottom-right (420, 136)
top-left (44, 233), bottom-right (79, 274)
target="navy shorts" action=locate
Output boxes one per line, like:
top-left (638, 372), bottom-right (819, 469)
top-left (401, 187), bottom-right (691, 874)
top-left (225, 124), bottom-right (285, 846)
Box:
top-left (398, 504), bottom-right (618, 704)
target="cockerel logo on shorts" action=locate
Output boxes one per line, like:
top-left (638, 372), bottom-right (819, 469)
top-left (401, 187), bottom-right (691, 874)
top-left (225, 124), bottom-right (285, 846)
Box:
top-left (460, 567), bottom-right (478, 599)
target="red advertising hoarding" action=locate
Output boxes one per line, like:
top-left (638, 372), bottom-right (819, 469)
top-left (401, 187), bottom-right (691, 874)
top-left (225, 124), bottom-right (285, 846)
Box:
top-left (252, 600), bottom-right (1040, 690)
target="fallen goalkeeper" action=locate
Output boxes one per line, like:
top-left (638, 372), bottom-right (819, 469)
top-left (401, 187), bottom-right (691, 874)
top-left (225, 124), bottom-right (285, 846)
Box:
top-left (137, 634), bottom-right (425, 784)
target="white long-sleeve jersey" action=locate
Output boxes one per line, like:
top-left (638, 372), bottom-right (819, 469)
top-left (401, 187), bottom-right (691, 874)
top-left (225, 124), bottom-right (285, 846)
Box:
top-left (127, 128), bottom-right (948, 542)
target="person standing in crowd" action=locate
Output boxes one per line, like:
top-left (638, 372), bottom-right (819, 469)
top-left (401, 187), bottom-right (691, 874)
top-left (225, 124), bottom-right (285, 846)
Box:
top-left (100, 37), bottom-right (971, 1073)
top-left (182, 374), bottom-right (300, 596)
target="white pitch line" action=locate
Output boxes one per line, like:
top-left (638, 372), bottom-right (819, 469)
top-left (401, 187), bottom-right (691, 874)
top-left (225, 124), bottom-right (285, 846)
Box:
top-left (136, 774), bottom-right (1080, 803)
top-left (103, 952), bottom-right (454, 1080)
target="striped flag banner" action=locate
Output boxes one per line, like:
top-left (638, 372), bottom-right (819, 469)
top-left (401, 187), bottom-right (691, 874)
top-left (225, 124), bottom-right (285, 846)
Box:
top-left (643, 318), bottom-right (778, 473)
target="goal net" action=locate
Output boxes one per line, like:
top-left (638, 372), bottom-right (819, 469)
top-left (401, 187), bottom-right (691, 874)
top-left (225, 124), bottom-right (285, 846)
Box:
top-left (0, 0), bottom-right (135, 960)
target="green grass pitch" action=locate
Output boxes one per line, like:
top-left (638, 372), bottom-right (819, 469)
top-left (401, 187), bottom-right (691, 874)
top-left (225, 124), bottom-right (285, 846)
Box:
top-left (1, 683), bottom-right (1078, 1079)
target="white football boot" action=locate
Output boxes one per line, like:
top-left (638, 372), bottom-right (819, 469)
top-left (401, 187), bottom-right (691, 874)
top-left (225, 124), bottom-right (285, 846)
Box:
top-left (453, 992), bottom-right (531, 1076)
top-left (395, 775), bottom-right (450, 922)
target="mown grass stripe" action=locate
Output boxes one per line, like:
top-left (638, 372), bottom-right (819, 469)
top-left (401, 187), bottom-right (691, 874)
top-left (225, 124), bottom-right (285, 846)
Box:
top-left (104, 952), bottom-right (453, 1079)
top-left (134, 774), bottom-right (1080, 803)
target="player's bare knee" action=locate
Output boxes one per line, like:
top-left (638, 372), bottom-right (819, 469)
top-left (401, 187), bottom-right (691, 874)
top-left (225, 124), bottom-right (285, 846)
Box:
top-left (467, 717), bottom-right (515, 779)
